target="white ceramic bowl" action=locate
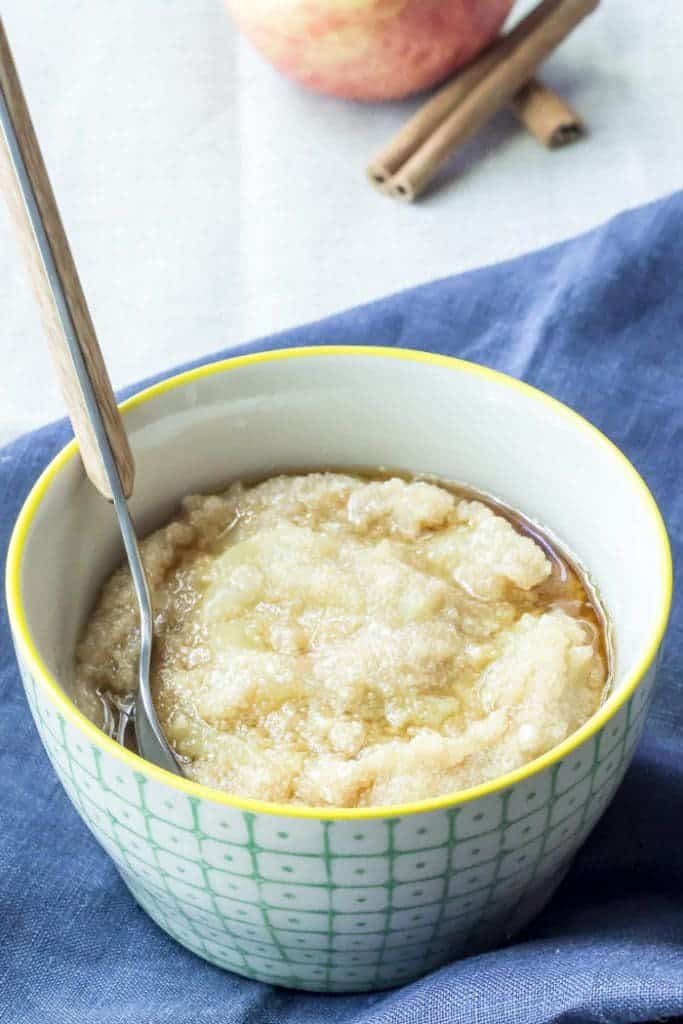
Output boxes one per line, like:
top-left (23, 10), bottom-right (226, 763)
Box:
top-left (6, 347), bottom-right (671, 993)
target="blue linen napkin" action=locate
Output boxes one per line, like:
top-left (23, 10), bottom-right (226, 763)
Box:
top-left (1, 192), bottom-right (682, 1024)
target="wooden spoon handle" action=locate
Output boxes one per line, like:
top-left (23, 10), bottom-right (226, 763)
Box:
top-left (0, 18), bottom-right (134, 499)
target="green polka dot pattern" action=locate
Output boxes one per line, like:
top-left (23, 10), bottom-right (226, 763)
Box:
top-left (18, 659), bottom-right (656, 993)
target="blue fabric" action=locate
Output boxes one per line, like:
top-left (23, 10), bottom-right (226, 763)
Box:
top-left (1, 192), bottom-right (682, 1024)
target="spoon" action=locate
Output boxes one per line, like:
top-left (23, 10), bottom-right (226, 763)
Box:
top-left (0, 19), bottom-right (182, 777)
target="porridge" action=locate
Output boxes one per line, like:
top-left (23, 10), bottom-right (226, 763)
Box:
top-left (74, 472), bottom-right (608, 807)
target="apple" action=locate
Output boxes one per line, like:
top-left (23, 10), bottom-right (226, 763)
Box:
top-left (226, 0), bottom-right (515, 102)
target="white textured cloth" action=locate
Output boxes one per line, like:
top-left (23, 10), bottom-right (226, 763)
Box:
top-left (0, 0), bottom-right (679, 443)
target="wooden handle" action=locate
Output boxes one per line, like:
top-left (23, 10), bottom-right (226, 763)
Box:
top-left (0, 18), bottom-right (134, 499)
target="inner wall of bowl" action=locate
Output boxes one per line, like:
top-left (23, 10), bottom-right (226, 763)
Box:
top-left (20, 351), bottom-right (668, 704)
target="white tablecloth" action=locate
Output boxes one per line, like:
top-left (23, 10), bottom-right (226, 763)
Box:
top-left (0, 0), bottom-right (679, 445)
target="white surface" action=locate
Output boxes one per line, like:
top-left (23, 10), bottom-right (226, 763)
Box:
top-left (0, 0), bottom-right (680, 445)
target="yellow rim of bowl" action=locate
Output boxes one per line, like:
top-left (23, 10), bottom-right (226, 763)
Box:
top-left (5, 346), bottom-right (673, 820)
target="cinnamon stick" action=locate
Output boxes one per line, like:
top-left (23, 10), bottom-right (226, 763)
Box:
top-left (512, 79), bottom-right (584, 147)
top-left (368, 75), bottom-right (583, 191)
top-left (388, 0), bottom-right (598, 201)
top-left (367, 0), bottom-right (557, 187)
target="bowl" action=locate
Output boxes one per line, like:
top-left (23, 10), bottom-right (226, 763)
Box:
top-left (6, 346), bottom-right (671, 993)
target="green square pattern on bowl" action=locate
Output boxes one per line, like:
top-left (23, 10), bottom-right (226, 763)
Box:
top-left (19, 660), bottom-right (655, 993)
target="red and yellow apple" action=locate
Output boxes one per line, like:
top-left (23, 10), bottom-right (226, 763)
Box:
top-left (225, 0), bottom-right (515, 101)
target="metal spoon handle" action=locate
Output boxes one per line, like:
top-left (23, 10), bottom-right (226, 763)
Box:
top-left (0, 18), bottom-right (181, 776)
